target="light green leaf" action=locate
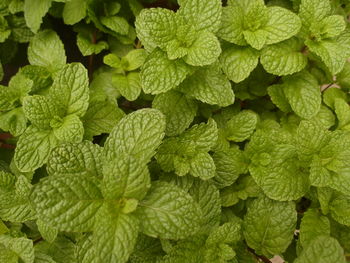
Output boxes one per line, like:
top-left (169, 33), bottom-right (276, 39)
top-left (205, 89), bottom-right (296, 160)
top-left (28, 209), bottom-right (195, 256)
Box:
top-left (261, 37), bottom-right (307, 75)
top-left (0, 235), bottom-right (34, 263)
top-left (93, 210), bottom-right (139, 263)
top-left (27, 30), bottom-right (66, 72)
top-left (299, 0), bottom-right (331, 28)
top-left (226, 110), bottom-right (258, 142)
top-left (299, 209), bottom-right (330, 248)
top-left (213, 147), bottom-right (249, 188)
top-left (30, 175), bottom-right (104, 232)
top-left (313, 15), bottom-right (346, 39)
top-left (100, 16), bottom-right (129, 36)
top-left (24, 0), bottom-right (52, 33)
top-left (306, 39), bottom-right (347, 74)
top-left (183, 32), bottom-right (221, 67)
top-left (0, 246), bottom-right (17, 263)
top-left (323, 88), bottom-right (347, 109)
top-left (37, 219), bottom-right (58, 243)
top-left (104, 109), bottom-right (166, 164)
top-left (0, 108), bottom-right (27, 136)
top-left (136, 181), bottom-right (202, 239)
top-left (178, 0), bottom-right (222, 33)
top-left (63, 0), bottom-right (86, 25)
top-left (50, 63), bottom-right (89, 117)
top-left (47, 141), bottom-right (103, 178)
top-left (189, 179), bottom-right (221, 233)
top-left (294, 235), bottom-right (346, 263)
top-left (22, 95), bottom-right (60, 129)
top-left (330, 195), bottom-right (350, 226)
top-left (77, 32), bottom-right (108, 56)
top-left (178, 64), bottom-right (234, 107)
top-left (264, 6), bottom-right (301, 45)
top-left (82, 99), bottom-right (124, 139)
top-left (283, 71), bottom-right (321, 119)
top-left (220, 45), bottom-right (259, 83)
top-left (52, 114), bottom-right (84, 143)
top-left (102, 154), bottom-right (150, 200)
top-left (121, 49), bottom-right (147, 71)
top-left (334, 98), bottom-right (350, 130)
top-left (243, 29), bottom-right (267, 50)
top-left (206, 220), bottom-right (241, 245)
top-left (267, 84), bottom-right (292, 112)
top-left (135, 8), bottom-right (177, 52)
top-left (243, 196), bottom-right (297, 256)
top-left (14, 126), bottom-right (58, 172)
top-left (113, 72), bottom-right (141, 101)
top-left (153, 90), bottom-right (197, 136)
top-left (75, 235), bottom-right (97, 263)
top-left (141, 49), bottom-right (191, 94)
top-left (188, 152), bottom-right (216, 180)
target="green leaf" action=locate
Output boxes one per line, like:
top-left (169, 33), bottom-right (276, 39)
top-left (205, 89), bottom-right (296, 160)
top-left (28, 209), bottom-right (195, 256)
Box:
top-left (323, 88), bottom-right (347, 109)
top-left (243, 196), bottom-right (297, 256)
top-left (243, 29), bottom-right (267, 50)
top-left (206, 220), bottom-right (241, 245)
top-left (113, 73), bottom-right (141, 101)
top-left (330, 195), bottom-right (350, 227)
top-left (153, 90), bottom-right (197, 136)
top-left (35, 236), bottom-right (76, 263)
top-left (299, 0), bottom-right (331, 29)
top-left (178, 64), bottom-right (234, 107)
top-left (36, 219), bottom-right (58, 243)
top-left (136, 181), bottom-right (202, 239)
top-left (47, 141), bottom-right (103, 178)
top-left (93, 210), bottom-right (139, 263)
top-left (100, 16), bottom-right (129, 36)
top-left (188, 180), bottom-right (221, 233)
top-left (122, 49), bottom-right (147, 71)
top-left (282, 71), bottom-right (321, 119)
top-left (213, 147), bottom-right (249, 188)
top-left (220, 45), bottom-right (260, 83)
top-left (306, 39), bottom-right (348, 74)
top-left (14, 126), bottom-right (58, 172)
top-left (264, 6), bottom-right (301, 45)
top-left (24, 0), bottom-right (52, 33)
top-left (268, 84), bottom-right (292, 112)
top-left (294, 235), bottom-right (346, 263)
top-left (135, 8), bottom-right (177, 52)
top-left (30, 175), bottom-right (104, 232)
top-left (141, 49), bottom-right (191, 94)
top-left (0, 246), bottom-right (18, 263)
top-left (226, 110), bottom-right (258, 142)
top-left (77, 32), bottom-right (108, 56)
top-left (104, 109), bottom-right (166, 164)
top-left (82, 99), bottom-right (124, 139)
top-left (27, 30), bottom-right (66, 72)
top-left (102, 154), bottom-right (150, 200)
top-left (22, 95), bottom-right (60, 129)
top-left (334, 98), bottom-right (350, 130)
top-left (75, 235), bottom-right (97, 263)
top-left (63, 0), bottom-right (87, 25)
top-left (299, 209), bottom-right (330, 248)
top-left (183, 31), bottom-right (221, 67)
top-left (0, 235), bottom-right (34, 263)
top-left (0, 108), bottom-right (27, 136)
top-left (187, 152), bottom-right (216, 180)
top-left (52, 114), bottom-right (84, 143)
top-left (178, 0), bottom-right (222, 33)
top-left (50, 63), bottom-right (89, 117)
top-left (261, 37), bottom-right (307, 75)
top-left (312, 15), bottom-right (346, 39)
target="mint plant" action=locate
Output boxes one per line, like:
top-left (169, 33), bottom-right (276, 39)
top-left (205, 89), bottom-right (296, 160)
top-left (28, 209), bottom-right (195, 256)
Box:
top-left (1, 0), bottom-right (350, 262)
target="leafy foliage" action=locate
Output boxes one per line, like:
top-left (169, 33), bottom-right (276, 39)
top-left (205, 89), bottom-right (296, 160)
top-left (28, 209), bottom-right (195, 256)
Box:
top-left (0, 0), bottom-right (350, 262)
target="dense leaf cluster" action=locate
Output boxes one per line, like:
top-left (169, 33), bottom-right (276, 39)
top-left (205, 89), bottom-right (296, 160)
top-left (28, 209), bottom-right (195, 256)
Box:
top-left (0, 0), bottom-right (350, 262)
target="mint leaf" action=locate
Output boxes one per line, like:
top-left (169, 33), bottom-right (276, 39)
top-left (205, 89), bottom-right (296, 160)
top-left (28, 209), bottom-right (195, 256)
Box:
top-left (261, 37), bottom-right (307, 75)
top-left (77, 32), bottom-right (108, 56)
top-left (47, 141), bottom-right (103, 178)
top-left (178, 0), bottom-right (222, 33)
top-left (51, 63), bottom-right (89, 117)
top-left (294, 235), bottom-right (346, 263)
top-left (37, 219), bottom-right (58, 243)
top-left (0, 235), bottom-right (34, 263)
top-left (102, 154), bottom-right (150, 200)
top-left (52, 114), bottom-right (84, 143)
top-left (27, 30), bottom-right (66, 72)
top-left (104, 109), bottom-right (166, 164)
top-left (141, 49), bottom-right (191, 94)
top-left (153, 90), bottom-right (197, 136)
top-left (122, 49), bottom-right (147, 71)
top-left (100, 16), bottom-right (129, 36)
top-left (24, 0), bottom-right (51, 33)
top-left (330, 195), bottom-right (350, 227)
top-left (30, 175), bottom-right (104, 232)
top-left (113, 72), bottom-right (141, 101)
top-left (220, 45), bottom-right (259, 83)
top-left (14, 126), bottom-right (58, 172)
top-left (178, 64), bottom-right (234, 107)
top-left (62, 0), bottom-right (87, 25)
top-left (135, 8), bottom-right (177, 52)
top-left (226, 110), bottom-right (258, 142)
top-left (264, 6), bottom-right (301, 45)
top-left (136, 181), bottom-right (202, 239)
top-left (243, 196), bottom-right (297, 256)
top-left (299, 0), bottom-right (331, 29)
